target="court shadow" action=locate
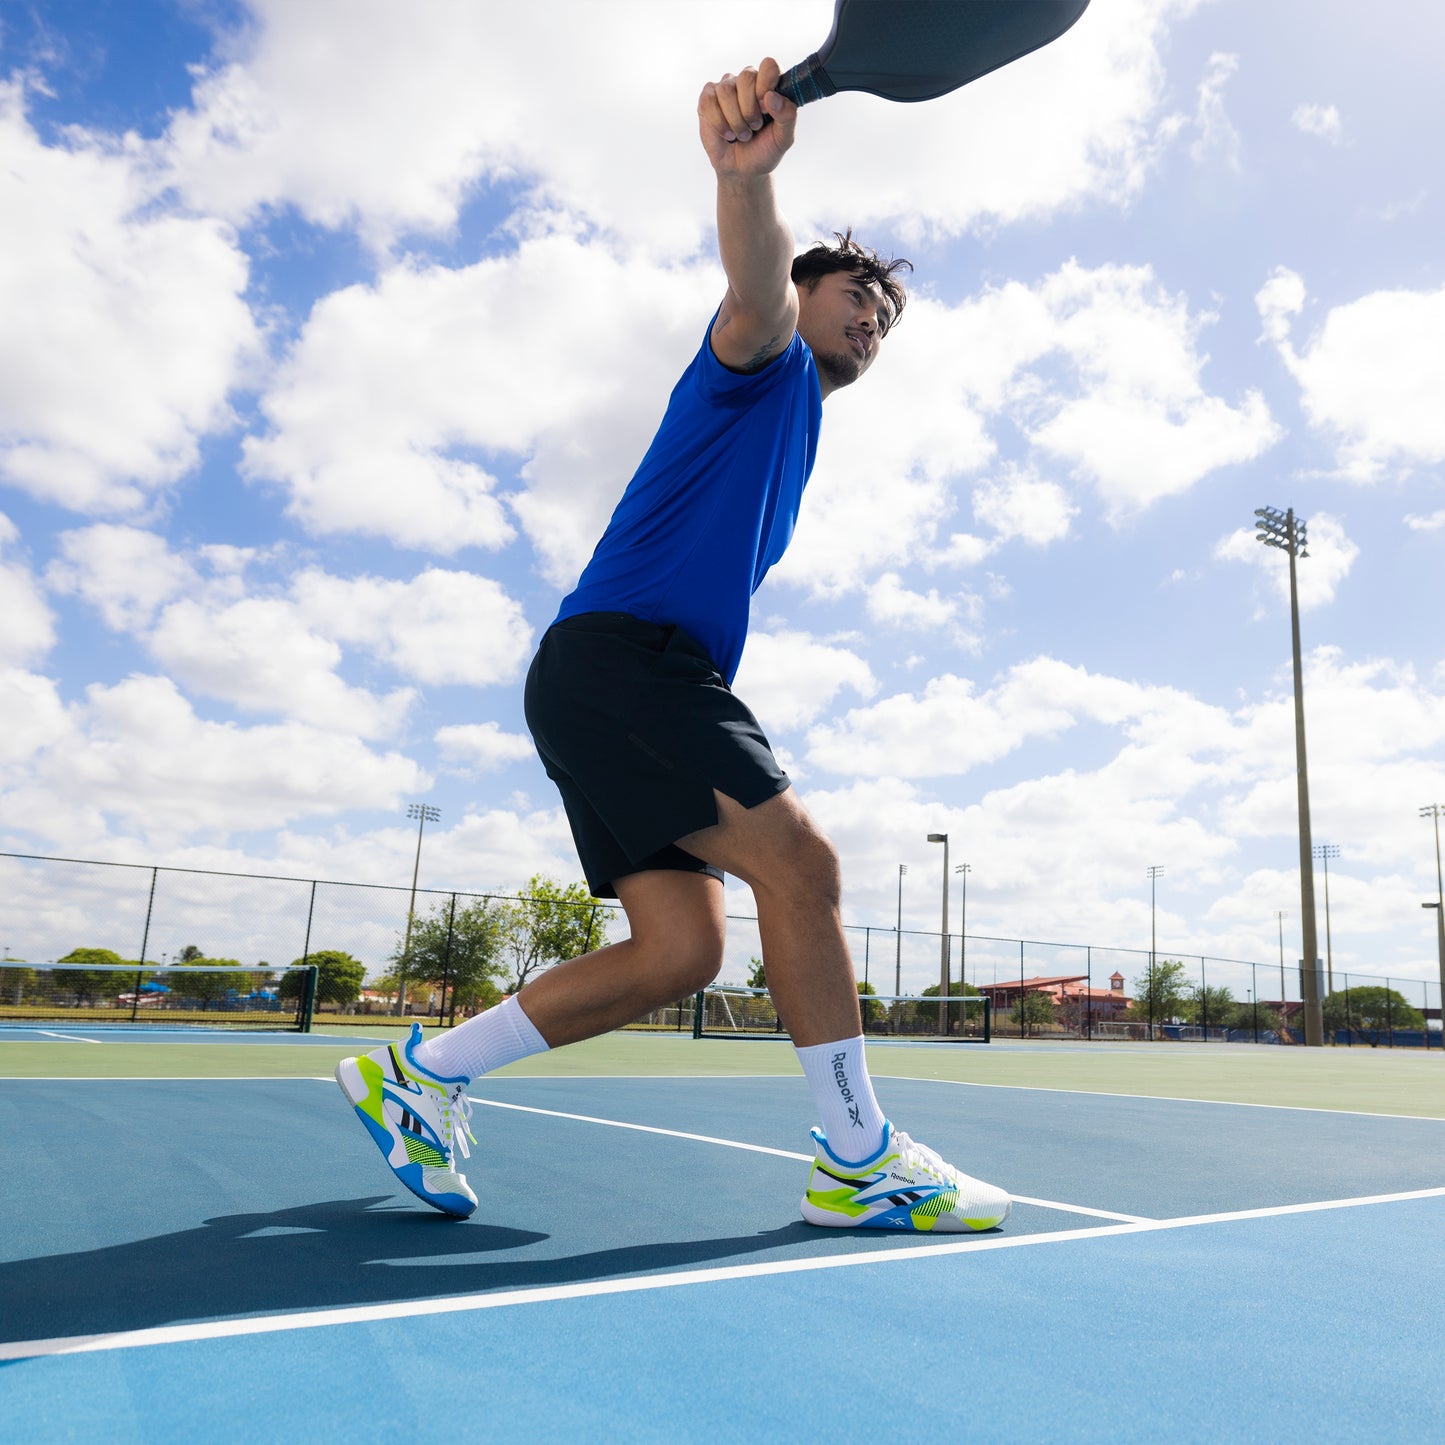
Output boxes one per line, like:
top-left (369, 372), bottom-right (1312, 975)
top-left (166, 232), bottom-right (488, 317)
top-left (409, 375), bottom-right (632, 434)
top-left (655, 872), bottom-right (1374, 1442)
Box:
top-left (1, 1197), bottom-right (831, 1345)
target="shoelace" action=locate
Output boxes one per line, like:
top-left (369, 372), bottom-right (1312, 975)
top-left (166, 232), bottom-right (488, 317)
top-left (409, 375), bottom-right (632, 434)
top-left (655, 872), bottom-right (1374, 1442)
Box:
top-left (893, 1131), bottom-right (956, 1186)
top-left (437, 1083), bottom-right (475, 1163)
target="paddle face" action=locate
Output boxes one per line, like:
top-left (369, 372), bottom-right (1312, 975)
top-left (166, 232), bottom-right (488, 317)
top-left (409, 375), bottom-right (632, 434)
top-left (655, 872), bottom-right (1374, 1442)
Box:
top-left (778, 0), bottom-right (1091, 106)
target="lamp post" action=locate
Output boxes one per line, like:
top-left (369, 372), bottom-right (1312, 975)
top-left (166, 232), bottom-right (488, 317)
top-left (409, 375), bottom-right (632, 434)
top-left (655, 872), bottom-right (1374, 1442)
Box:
top-left (1254, 505), bottom-right (1323, 1046)
top-left (1277, 910), bottom-right (1286, 1018)
top-left (1312, 843), bottom-right (1340, 996)
top-left (955, 863), bottom-right (971, 994)
top-left (894, 864), bottom-right (907, 1001)
top-left (400, 803), bottom-right (441, 1015)
top-left (1422, 805), bottom-right (1445, 1042)
top-left (927, 833), bottom-right (949, 1032)
top-left (1147, 866), bottom-right (1163, 1040)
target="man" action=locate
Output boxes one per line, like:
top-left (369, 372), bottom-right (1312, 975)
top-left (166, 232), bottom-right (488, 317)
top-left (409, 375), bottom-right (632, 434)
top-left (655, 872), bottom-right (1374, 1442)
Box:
top-left (338, 59), bottom-right (1010, 1233)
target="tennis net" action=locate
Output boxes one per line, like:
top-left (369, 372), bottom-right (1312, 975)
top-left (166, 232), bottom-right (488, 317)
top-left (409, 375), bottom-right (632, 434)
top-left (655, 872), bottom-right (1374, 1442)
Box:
top-left (649, 986), bottom-right (992, 1043)
top-left (0, 962), bottom-right (318, 1031)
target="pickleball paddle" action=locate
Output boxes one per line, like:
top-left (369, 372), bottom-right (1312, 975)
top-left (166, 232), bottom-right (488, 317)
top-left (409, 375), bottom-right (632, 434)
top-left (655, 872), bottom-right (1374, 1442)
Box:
top-left (776, 0), bottom-right (1091, 107)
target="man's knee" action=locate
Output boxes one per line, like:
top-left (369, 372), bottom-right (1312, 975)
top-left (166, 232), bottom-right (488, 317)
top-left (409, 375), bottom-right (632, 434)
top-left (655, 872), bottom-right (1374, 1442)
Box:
top-left (617, 870), bottom-right (726, 994)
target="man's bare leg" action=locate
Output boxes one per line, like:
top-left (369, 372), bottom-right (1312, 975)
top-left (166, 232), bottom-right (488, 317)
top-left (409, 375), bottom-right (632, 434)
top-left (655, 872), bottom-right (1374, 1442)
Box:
top-left (677, 788), bottom-right (859, 1047)
top-left (516, 869), bottom-right (726, 1046)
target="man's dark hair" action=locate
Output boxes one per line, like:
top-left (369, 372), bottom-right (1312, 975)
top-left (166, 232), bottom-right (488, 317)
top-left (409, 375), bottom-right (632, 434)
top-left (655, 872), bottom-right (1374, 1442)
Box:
top-left (790, 229), bottom-right (913, 331)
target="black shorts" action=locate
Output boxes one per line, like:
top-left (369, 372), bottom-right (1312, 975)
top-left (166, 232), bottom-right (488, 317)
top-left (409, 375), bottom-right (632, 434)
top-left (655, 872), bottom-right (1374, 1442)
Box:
top-left (523, 612), bottom-right (791, 897)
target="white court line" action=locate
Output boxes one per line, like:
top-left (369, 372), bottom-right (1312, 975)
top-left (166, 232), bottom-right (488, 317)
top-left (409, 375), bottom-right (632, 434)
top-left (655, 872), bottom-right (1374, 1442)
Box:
top-left (877, 1073), bottom-right (1445, 1124)
top-left (471, 1098), bottom-right (1155, 1223)
top-left (4, 1185), bottom-right (1443, 1362)
top-left (33, 1031), bottom-right (103, 1044)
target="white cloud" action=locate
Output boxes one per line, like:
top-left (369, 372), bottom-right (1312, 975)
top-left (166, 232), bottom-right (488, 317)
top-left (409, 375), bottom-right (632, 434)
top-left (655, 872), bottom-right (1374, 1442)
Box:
top-left (4, 675), bottom-right (428, 844)
top-left (435, 722), bottom-right (536, 775)
top-left (1024, 263), bottom-right (1281, 513)
top-left (0, 517), bottom-right (55, 666)
top-left (0, 668), bottom-right (67, 766)
top-left (244, 235), bottom-right (718, 572)
top-left (1189, 52), bottom-right (1242, 170)
top-left (1405, 510), bottom-right (1445, 533)
top-left (732, 630), bottom-right (877, 733)
top-left (1255, 266), bottom-right (1306, 344)
top-left (972, 465), bottom-right (1077, 546)
top-left (51, 528), bottom-right (531, 732)
top-left (0, 80), bottom-right (262, 513)
top-left (1291, 103), bottom-right (1343, 144)
top-left (865, 574), bottom-right (971, 638)
top-left (47, 524), bottom-right (202, 630)
top-left (1261, 273), bottom-right (1445, 480)
top-left (290, 569), bottom-right (534, 688)
top-left (159, 0), bottom-right (1195, 256)
top-left (147, 596), bottom-right (416, 739)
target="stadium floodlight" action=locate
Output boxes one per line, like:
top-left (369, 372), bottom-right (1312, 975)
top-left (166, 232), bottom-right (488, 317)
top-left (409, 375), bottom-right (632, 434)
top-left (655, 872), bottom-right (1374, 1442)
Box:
top-left (1254, 504), bottom-right (1323, 1046)
top-left (1147, 866), bottom-right (1163, 1041)
top-left (1422, 806), bottom-right (1445, 1037)
top-left (399, 803), bottom-right (442, 1015)
top-left (955, 862), bottom-right (971, 993)
top-left (927, 834), bottom-right (950, 1031)
top-left (1313, 843), bottom-right (1341, 994)
top-left (894, 863), bottom-right (907, 999)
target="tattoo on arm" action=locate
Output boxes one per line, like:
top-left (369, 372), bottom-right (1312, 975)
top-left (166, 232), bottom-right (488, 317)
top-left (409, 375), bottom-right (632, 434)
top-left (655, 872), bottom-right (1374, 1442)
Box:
top-left (740, 334), bottom-right (781, 372)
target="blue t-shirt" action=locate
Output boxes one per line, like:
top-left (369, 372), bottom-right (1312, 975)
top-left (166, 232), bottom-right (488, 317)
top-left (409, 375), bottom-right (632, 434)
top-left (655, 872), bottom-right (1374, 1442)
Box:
top-left (554, 318), bottom-right (822, 683)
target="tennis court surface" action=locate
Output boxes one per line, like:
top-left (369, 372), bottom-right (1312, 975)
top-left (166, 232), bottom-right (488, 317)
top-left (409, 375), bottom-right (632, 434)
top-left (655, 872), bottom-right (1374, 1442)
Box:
top-left (3, 1029), bottom-right (1442, 1441)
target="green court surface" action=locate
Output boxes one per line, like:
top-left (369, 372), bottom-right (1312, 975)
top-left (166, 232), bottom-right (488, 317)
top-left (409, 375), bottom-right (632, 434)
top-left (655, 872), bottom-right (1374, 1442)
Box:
top-left (5, 1027), bottom-right (1443, 1117)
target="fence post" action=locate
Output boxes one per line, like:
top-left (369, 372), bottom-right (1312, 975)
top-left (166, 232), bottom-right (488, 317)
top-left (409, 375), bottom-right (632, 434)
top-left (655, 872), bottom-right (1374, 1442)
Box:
top-left (1385, 978), bottom-right (1394, 1048)
top-left (440, 893), bottom-right (457, 1026)
top-left (1252, 962), bottom-right (1259, 1044)
top-left (1086, 945), bottom-right (1092, 1042)
top-left (132, 867), bottom-right (159, 1023)
top-left (1200, 956), bottom-right (1208, 1042)
top-left (302, 880), bottom-right (317, 966)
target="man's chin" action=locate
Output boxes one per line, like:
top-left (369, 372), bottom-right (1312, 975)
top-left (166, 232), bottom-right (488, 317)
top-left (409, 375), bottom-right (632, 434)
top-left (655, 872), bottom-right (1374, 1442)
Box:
top-left (818, 353), bottom-right (865, 390)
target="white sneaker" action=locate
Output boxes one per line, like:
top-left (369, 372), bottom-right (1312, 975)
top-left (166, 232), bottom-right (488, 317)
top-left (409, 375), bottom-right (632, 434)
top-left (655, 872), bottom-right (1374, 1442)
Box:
top-left (801, 1121), bottom-right (1010, 1232)
top-left (336, 1022), bottom-right (478, 1218)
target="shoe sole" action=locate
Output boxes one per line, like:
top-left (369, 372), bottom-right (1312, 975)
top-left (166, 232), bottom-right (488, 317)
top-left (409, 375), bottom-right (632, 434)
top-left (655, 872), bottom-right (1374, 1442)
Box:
top-left (335, 1057), bottom-right (477, 1219)
top-left (800, 1194), bottom-right (1010, 1232)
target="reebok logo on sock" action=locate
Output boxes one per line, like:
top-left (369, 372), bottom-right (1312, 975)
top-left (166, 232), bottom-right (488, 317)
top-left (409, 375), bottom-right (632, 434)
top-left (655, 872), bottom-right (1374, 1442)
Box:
top-left (832, 1051), bottom-right (863, 1128)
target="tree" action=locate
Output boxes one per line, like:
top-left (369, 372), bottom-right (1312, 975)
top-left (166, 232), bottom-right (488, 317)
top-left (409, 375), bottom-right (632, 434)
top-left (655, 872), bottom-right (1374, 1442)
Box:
top-left (1182, 983), bottom-right (1235, 1030)
top-left (857, 979), bottom-right (885, 1028)
top-left (176, 959), bottom-right (255, 1009)
top-left (281, 950), bottom-right (366, 1011)
top-left (500, 876), bottom-right (609, 990)
top-left (920, 980), bottom-right (983, 1034)
top-left (1011, 989), bottom-right (1057, 1038)
top-left (175, 945), bottom-right (205, 963)
top-left (1128, 959), bottom-right (1190, 1025)
top-left (1323, 986), bottom-right (1424, 1040)
top-left (54, 947), bottom-right (136, 1006)
top-left (390, 899), bottom-right (509, 1016)
top-left (746, 956), bottom-right (767, 990)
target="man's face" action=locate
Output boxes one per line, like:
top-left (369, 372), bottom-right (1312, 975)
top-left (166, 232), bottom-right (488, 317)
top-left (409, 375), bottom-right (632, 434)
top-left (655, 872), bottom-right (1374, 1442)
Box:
top-left (795, 270), bottom-right (893, 394)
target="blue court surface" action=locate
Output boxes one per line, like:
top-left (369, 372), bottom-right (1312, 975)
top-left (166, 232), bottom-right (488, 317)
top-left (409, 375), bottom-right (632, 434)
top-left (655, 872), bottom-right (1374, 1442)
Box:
top-left (2, 1062), bottom-right (1443, 1441)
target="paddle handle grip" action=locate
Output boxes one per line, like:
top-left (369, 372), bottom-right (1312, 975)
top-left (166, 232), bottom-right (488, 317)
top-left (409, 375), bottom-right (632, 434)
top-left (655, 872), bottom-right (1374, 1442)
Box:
top-left (775, 54), bottom-right (837, 107)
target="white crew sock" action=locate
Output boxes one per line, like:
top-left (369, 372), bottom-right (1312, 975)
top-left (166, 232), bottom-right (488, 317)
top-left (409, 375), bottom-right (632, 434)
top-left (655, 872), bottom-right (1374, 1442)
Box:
top-left (794, 1036), bottom-right (886, 1163)
top-left (413, 994), bottom-right (550, 1082)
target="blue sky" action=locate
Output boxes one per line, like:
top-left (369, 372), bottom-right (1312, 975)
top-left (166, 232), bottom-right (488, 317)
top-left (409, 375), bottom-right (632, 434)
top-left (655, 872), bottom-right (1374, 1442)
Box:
top-left (2, 0), bottom-right (1442, 1000)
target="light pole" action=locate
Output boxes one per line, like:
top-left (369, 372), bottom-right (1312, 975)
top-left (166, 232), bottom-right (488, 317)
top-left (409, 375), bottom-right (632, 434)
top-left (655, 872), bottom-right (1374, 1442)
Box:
top-left (1255, 505), bottom-right (1323, 1046)
top-left (955, 863), bottom-right (970, 994)
top-left (894, 864), bottom-right (907, 1002)
top-left (1422, 805), bottom-right (1445, 1043)
top-left (1147, 865), bottom-right (1163, 1040)
top-left (927, 833), bottom-right (949, 1032)
top-left (400, 802), bottom-right (441, 1015)
top-left (1277, 910), bottom-right (1286, 1017)
top-left (1313, 843), bottom-right (1340, 995)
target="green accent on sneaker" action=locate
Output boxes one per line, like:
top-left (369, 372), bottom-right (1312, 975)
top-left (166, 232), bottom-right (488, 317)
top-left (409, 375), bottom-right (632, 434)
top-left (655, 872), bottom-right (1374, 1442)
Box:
top-left (404, 1136), bottom-right (449, 1168)
top-left (806, 1187), bottom-right (871, 1219)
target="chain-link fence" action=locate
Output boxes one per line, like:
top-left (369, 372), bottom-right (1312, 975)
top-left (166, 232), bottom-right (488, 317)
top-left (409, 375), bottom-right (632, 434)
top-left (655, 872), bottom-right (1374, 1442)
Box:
top-left (2, 851), bottom-right (1439, 1044)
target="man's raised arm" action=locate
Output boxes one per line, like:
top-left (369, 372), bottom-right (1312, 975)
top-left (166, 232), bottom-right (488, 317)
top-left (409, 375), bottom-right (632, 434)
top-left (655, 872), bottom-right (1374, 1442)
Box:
top-left (697, 58), bottom-right (800, 373)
